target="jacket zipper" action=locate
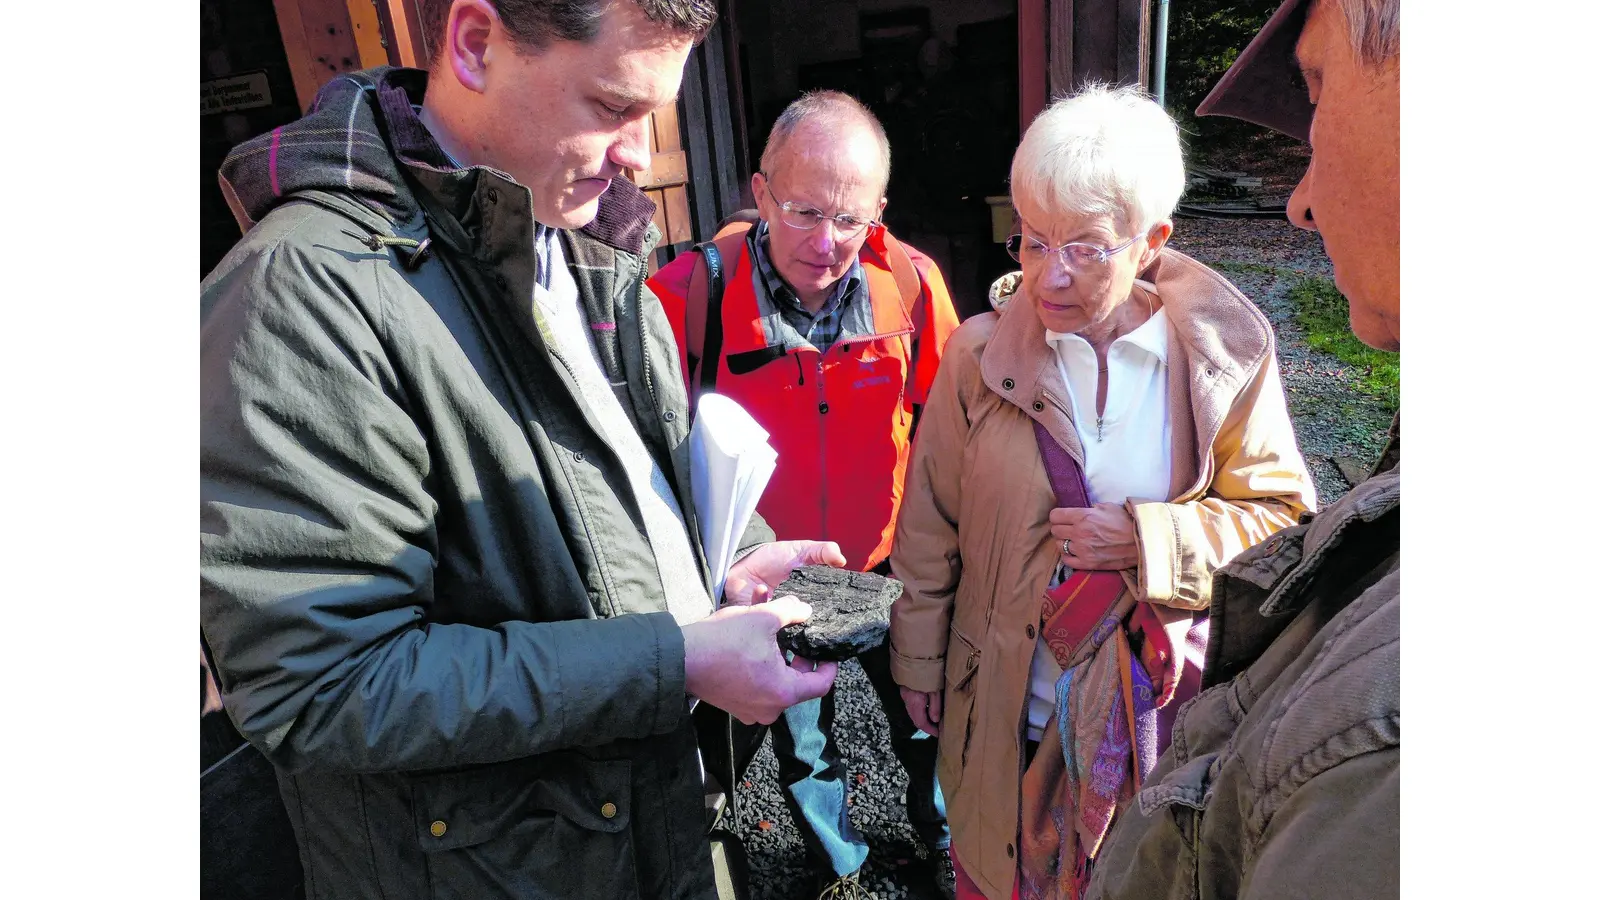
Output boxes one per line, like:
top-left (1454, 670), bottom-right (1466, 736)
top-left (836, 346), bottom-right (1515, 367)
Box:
top-left (635, 272), bottom-right (659, 414)
top-left (813, 327), bottom-right (909, 541)
top-left (814, 352), bottom-right (828, 541)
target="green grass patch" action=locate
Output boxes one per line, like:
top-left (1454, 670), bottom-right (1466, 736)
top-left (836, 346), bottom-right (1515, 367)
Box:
top-left (1289, 276), bottom-right (1399, 411)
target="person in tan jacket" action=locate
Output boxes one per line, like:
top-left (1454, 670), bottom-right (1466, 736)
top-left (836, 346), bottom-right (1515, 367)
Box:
top-left (887, 85), bottom-right (1316, 900)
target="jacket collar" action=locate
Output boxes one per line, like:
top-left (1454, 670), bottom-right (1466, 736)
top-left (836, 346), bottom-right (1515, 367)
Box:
top-left (1045, 292), bottom-right (1169, 365)
top-left (721, 228), bottom-right (914, 360)
top-left (1203, 448), bottom-right (1399, 687)
top-left (980, 248), bottom-right (1275, 497)
top-left (747, 220), bottom-right (873, 349)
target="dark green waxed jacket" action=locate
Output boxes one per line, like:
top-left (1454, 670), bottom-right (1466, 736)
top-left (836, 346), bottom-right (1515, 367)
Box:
top-left (200, 67), bottom-right (770, 900)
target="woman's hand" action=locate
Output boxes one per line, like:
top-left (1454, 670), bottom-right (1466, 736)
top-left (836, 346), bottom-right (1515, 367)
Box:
top-left (1049, 502), bottom-right (1140, 571)
top-left (901, 687), bottom-right (943, 737)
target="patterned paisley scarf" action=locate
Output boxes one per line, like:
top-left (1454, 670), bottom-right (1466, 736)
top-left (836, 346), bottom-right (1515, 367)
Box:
top-left (1017, 421), bottom-right (1197, 900)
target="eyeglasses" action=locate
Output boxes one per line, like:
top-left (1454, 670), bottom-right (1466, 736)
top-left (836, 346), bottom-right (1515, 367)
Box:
top-left (760, 174), bottom-right (880, 240)
top-left (1006, 230), bottom-right (1147, 270)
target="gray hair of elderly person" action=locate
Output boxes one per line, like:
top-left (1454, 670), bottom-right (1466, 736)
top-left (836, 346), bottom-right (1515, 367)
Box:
top-left (758, 90), bottom-right (892, 194)
top-left (419, 0), bottom-right (717, 60)
top-left (1336, 0), bottom-right (1400, 67)
top-left (1009, 84), bottom-right (1186, 239)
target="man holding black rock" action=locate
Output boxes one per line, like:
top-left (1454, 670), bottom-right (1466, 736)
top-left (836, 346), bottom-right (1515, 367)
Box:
top-left (201, 2), bottom-right (847, 898)
top-left (650, 91), bottom-right (962, 899)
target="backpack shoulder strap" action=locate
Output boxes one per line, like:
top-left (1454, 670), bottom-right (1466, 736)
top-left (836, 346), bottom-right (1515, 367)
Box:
top-left (694, 240), bottom-right (727, 396)
top-left (684, 223), bottom-right (754, 399)
top-left (879, 229), bottom-right (926, 324)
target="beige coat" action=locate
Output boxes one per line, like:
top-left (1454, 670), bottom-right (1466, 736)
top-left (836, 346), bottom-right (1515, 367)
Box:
top-left (888, 248), bottom-right (1316, 899)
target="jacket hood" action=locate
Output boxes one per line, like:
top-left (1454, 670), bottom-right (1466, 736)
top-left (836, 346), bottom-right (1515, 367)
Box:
top-left (216, 66), bottom-right (658, 253)
top-left (218, 67), bottom-right (426, 231)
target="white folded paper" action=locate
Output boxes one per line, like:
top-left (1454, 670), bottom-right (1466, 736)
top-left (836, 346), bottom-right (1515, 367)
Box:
top-left (689, 393), bottom-right (778, 605)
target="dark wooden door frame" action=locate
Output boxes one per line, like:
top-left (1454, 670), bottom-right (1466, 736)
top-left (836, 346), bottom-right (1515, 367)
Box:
top-left (1030, 0), bottom-right (1151, 110)
top-left (674, 2), bottom-right (749, 258)
top-left (1020, 0), bottom-right (1049, 129)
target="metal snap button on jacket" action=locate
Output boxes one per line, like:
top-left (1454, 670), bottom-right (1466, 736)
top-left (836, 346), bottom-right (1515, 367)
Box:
top-left (600, 802), bottom-right (618, 819)
top-left (429, 821), bottom-right (447, 838)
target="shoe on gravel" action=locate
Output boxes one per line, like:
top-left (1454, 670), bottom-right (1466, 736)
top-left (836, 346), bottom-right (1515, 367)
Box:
top-left (931, 847), bottom-right (956, 900)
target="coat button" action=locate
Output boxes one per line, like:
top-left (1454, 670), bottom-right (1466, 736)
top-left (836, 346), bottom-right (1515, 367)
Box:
top-left (486, 187), bottom-right (500, 204)
top-left (574, 451), bottom-right (585, 463)
top-left (429, 820), bottom-right (447, 838)
top-left (1006, 842), bottom-right (1015, 859)
top-left (1026, 624), bottom-right (1036, 639)
top-left (601, 802), bottom-right (618, 819)
top-left (819, 402), bottom-right (830, 414)
top-left (1002, 378), bottom-right (1015, 391)
top-left (1032, 400), bottom-right (1044, 412)
top-left (663, 409), bottom-right (676, 422)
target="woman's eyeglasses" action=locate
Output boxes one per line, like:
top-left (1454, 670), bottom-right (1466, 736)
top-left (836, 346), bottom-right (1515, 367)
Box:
top-left (1005, 231), bottom-right (1146, 270)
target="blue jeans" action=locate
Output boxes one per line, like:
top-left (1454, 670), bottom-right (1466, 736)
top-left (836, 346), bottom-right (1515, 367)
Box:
top-left (770, 641), bottom-right (949, 877)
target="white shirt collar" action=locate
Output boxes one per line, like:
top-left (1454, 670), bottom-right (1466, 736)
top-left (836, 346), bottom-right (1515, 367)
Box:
top-left (1045, 280), bottom-right (1168, 364)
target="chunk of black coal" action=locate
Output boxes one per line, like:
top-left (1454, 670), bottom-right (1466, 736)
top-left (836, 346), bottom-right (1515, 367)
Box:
top-left (773, 565), bottom-right (904, 662)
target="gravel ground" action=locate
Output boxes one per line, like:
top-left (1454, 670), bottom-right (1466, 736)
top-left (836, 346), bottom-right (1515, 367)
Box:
top-left (731, 658), bottom-right (947, 900)
top-left (729, 216), bottom-right (1394, 900)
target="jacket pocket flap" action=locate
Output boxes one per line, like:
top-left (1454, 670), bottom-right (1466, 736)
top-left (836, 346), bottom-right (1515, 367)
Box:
top-left (946, 624), bottom-right (982, 692)
top-left (1137, 751), bottom-right (1219, 816)
top-left (414, 755), bottom-right (633, 851)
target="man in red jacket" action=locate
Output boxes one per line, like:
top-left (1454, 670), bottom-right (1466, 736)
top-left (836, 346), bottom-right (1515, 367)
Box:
top-left (651, 91), bottom-right (961, 899)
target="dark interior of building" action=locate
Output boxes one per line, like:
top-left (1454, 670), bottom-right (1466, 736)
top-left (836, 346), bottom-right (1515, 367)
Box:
top-left (200, 0), bottom-right (308, 279)
top-left (203, 1), bottom-right (1022, 317)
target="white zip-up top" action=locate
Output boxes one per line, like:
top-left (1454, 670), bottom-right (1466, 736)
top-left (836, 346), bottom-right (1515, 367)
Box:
top-left (1025, 282), bottom-right (1173, 742)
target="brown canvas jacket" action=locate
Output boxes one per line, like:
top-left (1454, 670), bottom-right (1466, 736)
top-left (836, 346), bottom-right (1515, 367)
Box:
top-left (1086, 432), bottom-right (1399, 900)
top-left (888, 249), bottom-right (1315, 898)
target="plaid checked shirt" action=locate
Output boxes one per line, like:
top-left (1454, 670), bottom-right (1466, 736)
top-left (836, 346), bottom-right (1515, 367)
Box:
top-left (749, 220), bottom-right (866, 353)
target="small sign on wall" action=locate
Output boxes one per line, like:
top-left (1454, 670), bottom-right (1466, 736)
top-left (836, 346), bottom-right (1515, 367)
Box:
top-left (202, 71), bottom-right (273, 116)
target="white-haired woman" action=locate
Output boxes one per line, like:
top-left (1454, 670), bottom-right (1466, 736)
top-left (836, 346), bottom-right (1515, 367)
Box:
top-left (887, 85), bottom-right (1316, 900)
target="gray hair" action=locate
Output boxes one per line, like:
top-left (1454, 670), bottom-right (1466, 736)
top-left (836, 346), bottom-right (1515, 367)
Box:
top-left (759, 91), bottom-right (892, 193)
top-left (1008, 83), bottom-right (1185, 236)
top-left (1336, 0), bottom-right (1400, 68)
top-left (420, 0), bottom-right (717, 61)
